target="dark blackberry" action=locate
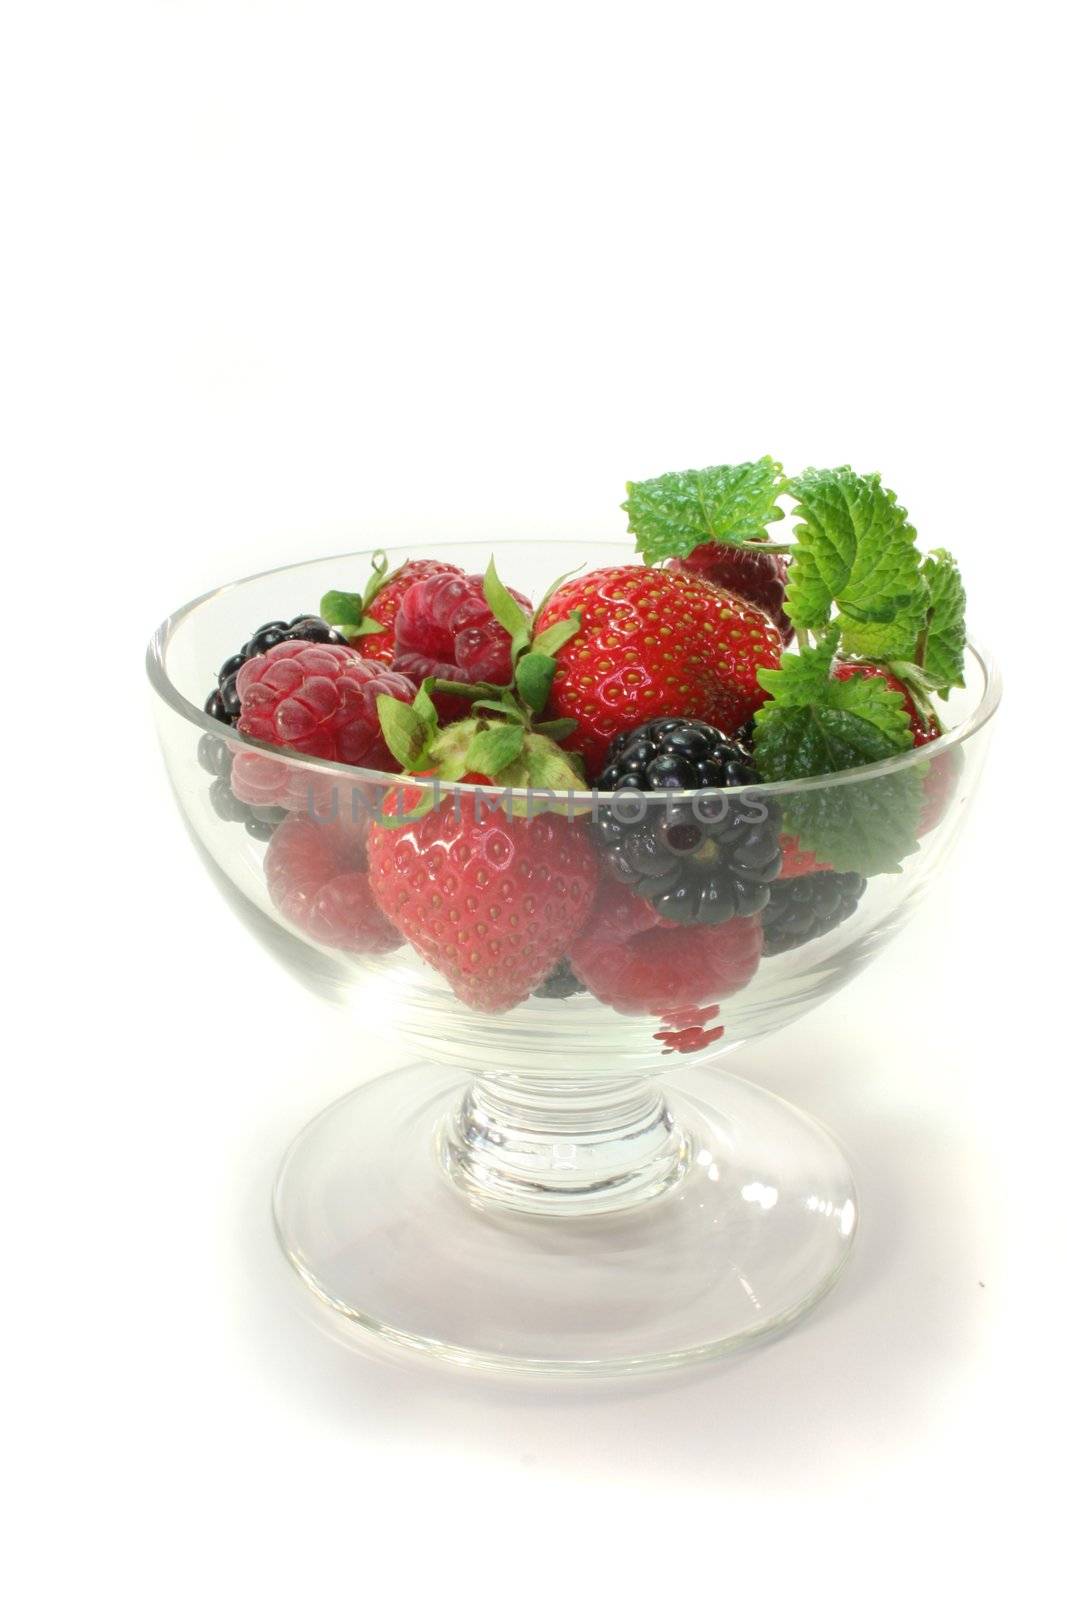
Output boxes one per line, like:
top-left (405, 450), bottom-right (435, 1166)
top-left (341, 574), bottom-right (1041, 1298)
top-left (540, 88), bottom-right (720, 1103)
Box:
top-left (592, 719), bottom-right (781, 926)
top-left (533, 959), bottom-right (587, 1000)
top-left (204, 615), bottom-right (350, 726)
top-left (761, 871), bottom-right (867, 955)
top-left (197, 733), bottom-right (287, 841)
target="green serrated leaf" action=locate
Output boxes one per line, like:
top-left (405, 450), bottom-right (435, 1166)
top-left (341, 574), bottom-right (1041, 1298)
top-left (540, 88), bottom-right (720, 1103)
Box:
top-left (753, 631), bottom-right (921, 874)
top-left (755, 629), bottom-right (915, 746)
top-left (515, 652), bottom-right (558, 715)
top-left (624, 457), bottom-right (785, 564)
top-left (464, 723), bottom-right (527, 778)
top-left (376, 695), bottom-right (435, 771)
top-left (483, 555), bottom-right (532, 657)
top-left (837, 582), bottom-right (930, 662)
top-left (780, 761), bottom-right (924, 876)
top-left (920, 548), bottom-right (967, 697)
top-left (785, 467), bottom-right (925, 634)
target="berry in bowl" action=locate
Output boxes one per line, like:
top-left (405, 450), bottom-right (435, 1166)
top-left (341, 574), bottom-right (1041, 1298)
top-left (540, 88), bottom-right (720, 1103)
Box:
top-left (148, 459), bottom-right (999, 1375)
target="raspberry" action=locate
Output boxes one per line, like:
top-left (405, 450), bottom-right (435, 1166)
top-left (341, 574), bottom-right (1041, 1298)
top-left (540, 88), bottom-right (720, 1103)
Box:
top-left (197, 732), bottom-right (287, 840)
top-left (235, 641), bottom-right (416, 768)
top-left (265, 814), bottom-right (403, 954)
top-left (568, 878), bottom-right (763, 1017)
top-left (392, 571), bottom-right (532, 709)
top-left (205, 615), bottom-right (351, 725)
top-left (672, 544), bottom-right (794, 643)
top-left (353, 559), bottom-right (465, 666)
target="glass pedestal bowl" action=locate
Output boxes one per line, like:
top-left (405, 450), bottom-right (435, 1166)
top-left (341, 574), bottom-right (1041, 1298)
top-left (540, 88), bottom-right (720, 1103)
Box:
top-left (148, 540), bottom-right (1000, 1376)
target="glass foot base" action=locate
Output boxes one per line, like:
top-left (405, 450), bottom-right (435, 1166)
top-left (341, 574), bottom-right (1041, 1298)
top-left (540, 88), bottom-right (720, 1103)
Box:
top-left (273, 1063), bottom-right (858, 1376)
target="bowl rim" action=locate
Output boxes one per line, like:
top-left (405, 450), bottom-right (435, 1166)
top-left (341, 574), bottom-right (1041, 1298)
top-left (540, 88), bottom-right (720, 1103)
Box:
top-left (146, 538), bottom-right (1003, 800)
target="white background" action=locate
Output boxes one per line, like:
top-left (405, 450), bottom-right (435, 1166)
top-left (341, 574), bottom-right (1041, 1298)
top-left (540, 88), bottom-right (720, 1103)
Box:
top-left (5, 2), bottom-right (1064, 1595)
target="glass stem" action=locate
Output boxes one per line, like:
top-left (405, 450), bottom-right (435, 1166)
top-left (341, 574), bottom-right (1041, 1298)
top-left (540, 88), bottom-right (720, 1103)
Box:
top-left (439, 1072), bottom-right (690, 1217)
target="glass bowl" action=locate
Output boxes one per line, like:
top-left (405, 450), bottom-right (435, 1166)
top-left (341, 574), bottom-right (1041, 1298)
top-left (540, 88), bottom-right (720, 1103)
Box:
top-left (147, 539), bottom-right (1001, 1375)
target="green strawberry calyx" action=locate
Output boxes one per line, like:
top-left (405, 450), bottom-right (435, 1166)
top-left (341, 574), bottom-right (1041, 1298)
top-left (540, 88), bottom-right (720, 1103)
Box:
top-left (319, 550), bottom-right (391, 639)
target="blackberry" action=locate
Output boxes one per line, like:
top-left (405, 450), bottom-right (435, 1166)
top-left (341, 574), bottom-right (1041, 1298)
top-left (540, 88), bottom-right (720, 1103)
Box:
top-left (761, 871), bottom-right (867, 955)
top-left (592, 719), bottom-right (782, 926)
top-left (533, 959), bottom-right (587, 1000)
top-left (204, 615), bottom-right (350, 725)
top-left (197, 733), bottom-right (287, 841)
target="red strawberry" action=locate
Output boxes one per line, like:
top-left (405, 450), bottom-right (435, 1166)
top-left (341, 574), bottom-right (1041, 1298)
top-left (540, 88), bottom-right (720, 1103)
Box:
top-left (778, 834), bottom-right (833, 879)
top-left (366, 789), bottom-right (597, 1013)
top-left (236, 640), bottom-right (416, 767)
top-left (831, 661), bottom-right (941, 745)
top-left (352, 559), bottom-right (464, 665)
top-left (534, 566), bottom-right (781, 774)
top-left (672, 544), bottom-right (794, 644)
top-left (568, 877), bottom-right (762, 1018)
top-left (265, 813), bottom-right (403, 954)
top-left (831, 660), bottom-right (957, 835)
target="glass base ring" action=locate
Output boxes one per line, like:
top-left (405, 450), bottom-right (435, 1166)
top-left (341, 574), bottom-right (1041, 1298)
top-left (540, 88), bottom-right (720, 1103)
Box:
top-left (272, 1062), bottom-right (858, 1377)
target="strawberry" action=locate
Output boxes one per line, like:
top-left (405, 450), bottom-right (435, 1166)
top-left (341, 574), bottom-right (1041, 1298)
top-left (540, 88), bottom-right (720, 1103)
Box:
top-left (778, 835), bottom-right (833, 879)
top-left (366, 788), bottom-right (597, 1013)
top-left (831, 660), bottom-right (957, 835)
top-left (533, 566), bottom-right (781, 773)
top-left (830, 661), bottom-right (941, 745)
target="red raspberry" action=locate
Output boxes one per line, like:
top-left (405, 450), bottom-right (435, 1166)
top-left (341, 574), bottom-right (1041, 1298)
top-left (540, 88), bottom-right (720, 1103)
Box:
top-left (367, 788), bottom-right (597, 1013)
top-left (568, 878), bottom-right (763, 1017)
top-left (353, 559), bottom-right (465, 666)
top-left (265, 814), bottom-right (403, 954)
top-left (672, 544), bottom-right (794, 644)
top-left (235, 641), bottom-right (415, 768)
top-left (392, 571), bottom-right (532, 710)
